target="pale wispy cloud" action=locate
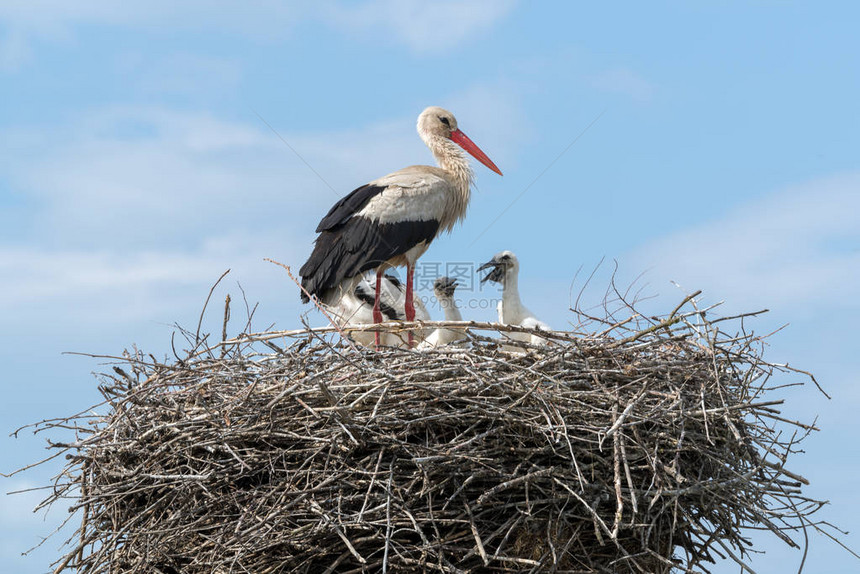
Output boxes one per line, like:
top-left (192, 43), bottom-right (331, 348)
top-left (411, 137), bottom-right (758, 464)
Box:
top-left (0, 1), bottom-right (300, 71)
top-left (0, 24), bottom-right (29, 70)
top-left (0, 233), bottom-right (306, 327)
top-left (626, 172), bottom-right (860, 312)
top-left (590, 67), bottom-right (656, 103)
top-left (0, 105), bottom-right (417, 247)
top-left (0, 1), bottom-right (302, 34)
top-left (0, 104), bottom-right (405, 330)
top-left (116, 52), bottom-right (244, 99)
top-left (324, 0), bottom-right (518, 54)
top-left (0, 0), bottom-right (517, 70)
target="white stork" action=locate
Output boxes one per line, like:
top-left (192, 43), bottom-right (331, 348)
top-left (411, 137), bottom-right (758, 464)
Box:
top-left (478, 251), bottom-right (550, 346)
top-left (326, 273), bottom-right (431, 347)
top-left (418, 276), bottom-right (467, 349)
top-left (300, 106), bottom-right (502, 346)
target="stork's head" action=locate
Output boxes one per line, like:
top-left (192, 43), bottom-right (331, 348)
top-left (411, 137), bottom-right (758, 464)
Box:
top-left (477, 251), bottom-right (519, 285)
top-left (433, 276), bottom-right (459, 300)
top-left (417, 106), bottom-right (503, 175)
top-left (418, 106), bottom-right (459, 139)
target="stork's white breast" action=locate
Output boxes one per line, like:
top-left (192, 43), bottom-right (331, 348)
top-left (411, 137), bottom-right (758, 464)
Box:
top-left (357, 174), bottom-right (451, 225)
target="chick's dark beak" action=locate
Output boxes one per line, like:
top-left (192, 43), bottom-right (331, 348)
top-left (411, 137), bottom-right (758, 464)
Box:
top-left (477, 259), bottom-right (505, 284)
top-left (434, 276), bottom-right (459, 298)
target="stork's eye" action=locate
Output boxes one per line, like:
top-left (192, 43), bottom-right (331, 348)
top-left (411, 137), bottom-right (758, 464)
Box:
top-left (439, 116), bottom-right (451, 127)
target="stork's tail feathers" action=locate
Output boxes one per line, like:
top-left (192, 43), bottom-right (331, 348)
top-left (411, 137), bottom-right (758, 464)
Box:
top-left (299, 229), bottom-right (366, 304)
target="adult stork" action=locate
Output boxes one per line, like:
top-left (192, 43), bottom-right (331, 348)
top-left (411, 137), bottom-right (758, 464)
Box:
top-left (478, 251), bottom-right (550, 346)
top-left (300, 106), bottom-right (502, 346)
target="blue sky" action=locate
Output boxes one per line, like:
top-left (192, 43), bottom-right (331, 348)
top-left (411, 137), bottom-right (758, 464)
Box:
top-left (1, 1), bottom-right (858, 572)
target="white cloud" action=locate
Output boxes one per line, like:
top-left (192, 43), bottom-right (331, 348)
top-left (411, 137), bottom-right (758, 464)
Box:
top-left (0, 24), bottom-right (30, 71)
top-left (0, 230), bottom-right (316, 338)
top-left (0, 1), bottom-right (301, 34)
top-left (324, 0), bottom-right (517, 54)
top-left (0, 105), bottom-right (420, 248)
top-left (0, 1), bottom-right (302, 71)
top-left (0, 105), bottom-right (328, 328)
top-left (117, 52), bottom-right (244, 99)
top-left (0, 229), bottom-right (315, 330)
top-left (590, 67), bottom-right (656, 102)
top-left (625, 172), bottom-right (860, 313)
top-left (0, 0), bottom-right (516, 69)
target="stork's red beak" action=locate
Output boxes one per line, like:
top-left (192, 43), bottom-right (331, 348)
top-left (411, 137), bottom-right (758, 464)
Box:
top-left (449, 129), bottom-right (503, 176)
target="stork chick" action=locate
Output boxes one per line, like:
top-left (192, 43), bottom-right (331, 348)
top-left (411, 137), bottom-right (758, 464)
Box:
top-left (478, 251), bottom-right (550, 346)
top-left (326, 273), bottom-right (430, 348)
top-left (419, 277), bottom-right (467, 349)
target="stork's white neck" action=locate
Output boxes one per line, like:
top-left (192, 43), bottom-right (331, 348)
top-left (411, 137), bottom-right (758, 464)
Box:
top-left (424, 134), bottom-right (474, 230)
top-left (499, 272), bottom-right (528, 324)
top-left (430, 137), bottom-right (473, 184)
top-left (502, 272), bottom-right (521, 306)
top-left (439, 297), bottom-right (463, 322)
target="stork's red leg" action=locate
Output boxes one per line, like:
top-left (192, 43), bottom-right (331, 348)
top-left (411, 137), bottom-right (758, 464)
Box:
top-left (373, 271), bottom-right (383, 348)
top-left (405, 262), bottom-right (415, 347)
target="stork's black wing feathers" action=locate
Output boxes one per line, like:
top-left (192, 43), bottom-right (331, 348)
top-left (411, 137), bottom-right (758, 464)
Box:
top-left (300, 216), bottom-right (439, 303)
top-left (315, 184), bottom-right (385, 233)
top-left (354, 281), bottom-right (400, 321)
top-left (383, 273), bottom-right (402, 289)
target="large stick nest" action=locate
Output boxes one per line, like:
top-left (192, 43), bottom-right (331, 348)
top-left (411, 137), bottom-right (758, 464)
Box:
top-left (26, 296), bottom-right (826, 573)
